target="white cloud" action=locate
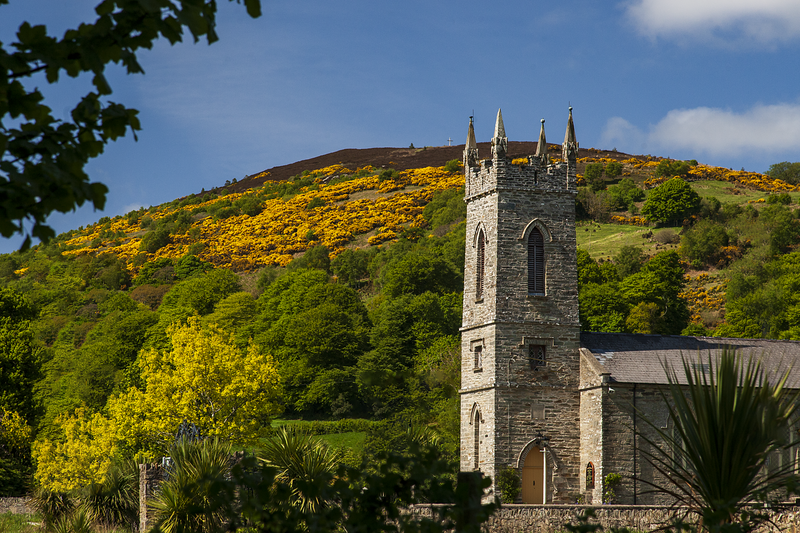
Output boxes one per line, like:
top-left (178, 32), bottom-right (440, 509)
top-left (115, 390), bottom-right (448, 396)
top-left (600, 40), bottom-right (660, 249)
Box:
top-left (625, 0), bottom-right (800, 44)
top-left (647, 103), bottom-right (800, 157)
top-left (599, 117), bottom-right (645, 154)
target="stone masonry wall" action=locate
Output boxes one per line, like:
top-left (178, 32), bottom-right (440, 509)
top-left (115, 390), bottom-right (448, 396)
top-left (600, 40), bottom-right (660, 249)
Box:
top-left (414, 504), bottom-right (800, 533)
top-left (0, 497), bottom-right (32, 515)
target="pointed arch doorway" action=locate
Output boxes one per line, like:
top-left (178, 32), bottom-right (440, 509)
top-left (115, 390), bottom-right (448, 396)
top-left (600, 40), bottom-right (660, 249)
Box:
top-left (521, 447), bottom-right (545, 504)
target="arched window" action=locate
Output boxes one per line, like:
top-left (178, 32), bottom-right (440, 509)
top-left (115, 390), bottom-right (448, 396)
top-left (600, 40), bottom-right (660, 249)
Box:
top-left (586, 462), bottom-right (595, 488)
top-left (528, 228), bottom-right (545, 294)
top-left (476, 230), bottom-right (485, 300)
top-left (473, 407), bottom-right (481, 470)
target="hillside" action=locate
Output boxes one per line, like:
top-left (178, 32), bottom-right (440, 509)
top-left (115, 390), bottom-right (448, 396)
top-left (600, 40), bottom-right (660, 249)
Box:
top-left (3, 143), bottom-right (800, 497)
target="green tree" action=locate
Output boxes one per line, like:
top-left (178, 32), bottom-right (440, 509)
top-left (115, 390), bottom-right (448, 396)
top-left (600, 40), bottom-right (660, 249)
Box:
top-left (765, 161), bottom-right (800, 185)
top-left (614, 245), bottom-right (645, 279)
top-left (641, 177), bottom-right (701, 225)
top-left (680, 219), bottom-right (729, 267)
top-left (382, 254), bottom-right (462, 298)
top-left (579, 282), bottom-right (629, 332)
top-left (1, 0), bottom-right (262, 247)
top-left (620, 250), bottom-right (689, 334)
top-left (638, 350), bottom-right (799, 531)
top-left (584, 163), bottom-right (605, 192)
top-left (605, 160), bottom-right (623, 178)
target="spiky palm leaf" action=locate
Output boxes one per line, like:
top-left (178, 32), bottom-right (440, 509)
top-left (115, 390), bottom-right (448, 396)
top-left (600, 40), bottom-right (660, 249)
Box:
top-left (258, 427), bottom-right (339, 514)
top-left (150, 438), bottom-right (232, 533)
top-left (637, 349), bottom-right (800, 531)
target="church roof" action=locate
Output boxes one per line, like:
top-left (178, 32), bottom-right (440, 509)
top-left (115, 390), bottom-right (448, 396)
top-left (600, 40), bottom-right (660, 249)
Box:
top-left (580, 332), bottom-right (800, 387)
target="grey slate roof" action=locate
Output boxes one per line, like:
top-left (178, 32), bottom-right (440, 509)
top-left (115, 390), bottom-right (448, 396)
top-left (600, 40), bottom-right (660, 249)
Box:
top-left (580, 332), bottom-right (800, 387)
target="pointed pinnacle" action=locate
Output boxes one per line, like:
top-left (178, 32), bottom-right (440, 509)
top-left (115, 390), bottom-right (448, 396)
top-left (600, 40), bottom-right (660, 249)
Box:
top-left (467, 116), bottom-right (477, 149)
top-left (564, 106), bottom-right (576, 146)
top-left (494, 108), bottom-right (506, 139)
top-left (536, 118), bottom-right (547, 157)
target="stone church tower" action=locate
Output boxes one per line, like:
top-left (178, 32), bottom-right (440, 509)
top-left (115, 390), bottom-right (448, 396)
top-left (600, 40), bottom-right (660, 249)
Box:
top-left (460, 108), bottom-right (582, 503)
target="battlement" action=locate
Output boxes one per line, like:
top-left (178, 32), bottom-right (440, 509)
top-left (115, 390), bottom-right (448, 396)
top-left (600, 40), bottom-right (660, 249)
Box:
top-left (464, 157), bottom-right (576, 200)
top-left (463, 108), bottom-right (578, 201)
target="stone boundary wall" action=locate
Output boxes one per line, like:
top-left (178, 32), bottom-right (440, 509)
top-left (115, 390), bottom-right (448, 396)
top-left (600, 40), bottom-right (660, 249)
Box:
top-left (0, 497), bottom-right (33, 515)
top-left (415, 504), bottom-right (800, 533)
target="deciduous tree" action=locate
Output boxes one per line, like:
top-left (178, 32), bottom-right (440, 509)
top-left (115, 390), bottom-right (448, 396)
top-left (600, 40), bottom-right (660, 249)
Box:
top-left (109, 317), bottom-right (281, 453)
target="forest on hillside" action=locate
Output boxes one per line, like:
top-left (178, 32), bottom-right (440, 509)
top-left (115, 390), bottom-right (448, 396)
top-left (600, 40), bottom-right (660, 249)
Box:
top-left (2, 154), bottom-right (800, 505)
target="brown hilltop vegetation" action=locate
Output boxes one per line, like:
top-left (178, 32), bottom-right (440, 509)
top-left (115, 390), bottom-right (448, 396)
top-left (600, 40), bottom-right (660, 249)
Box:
top-left (220, 142), bottom-right (636, 194)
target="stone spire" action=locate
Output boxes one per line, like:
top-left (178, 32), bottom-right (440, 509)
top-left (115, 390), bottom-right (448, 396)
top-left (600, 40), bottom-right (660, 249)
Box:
top-left (491, 108), bottom-right (508, 159)
top-left (535, 118), bottom-right (548, 164)
top-left (562, 106), bottom-right (578, 163)
top-left (464, 116), bottom-right (479, 168)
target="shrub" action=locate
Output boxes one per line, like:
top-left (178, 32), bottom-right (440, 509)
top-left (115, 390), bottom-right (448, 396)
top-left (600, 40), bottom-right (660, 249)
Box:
top-left (496, 467), bottom-right (521, 503)
top-left (653, 228), bottom-right (679, 244)
top-left (605, 160), bottom-right (623, 178)
top-left (139, 228), bottom-right (171, 253)
top-left (307, 196), bottom-right (325, 210)
top-left (444, 159), bottom-right (462, 173)
top-left (766, 193), bottom-right (792, 205)
top-left (130, 284), bottom-right (172, 310)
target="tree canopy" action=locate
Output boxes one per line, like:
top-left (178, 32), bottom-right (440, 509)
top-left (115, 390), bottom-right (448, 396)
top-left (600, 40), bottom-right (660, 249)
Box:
top-left (0, 0), bottom-right (262, 248)
top-left (641, 177), bottom-right (701, 225)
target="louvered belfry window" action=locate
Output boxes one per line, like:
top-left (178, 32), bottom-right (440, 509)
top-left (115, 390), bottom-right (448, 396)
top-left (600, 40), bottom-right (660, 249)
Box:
top-left (476, 230), bottom-right (485, 299)
top-left (528, 228), bottom-right (545, 294)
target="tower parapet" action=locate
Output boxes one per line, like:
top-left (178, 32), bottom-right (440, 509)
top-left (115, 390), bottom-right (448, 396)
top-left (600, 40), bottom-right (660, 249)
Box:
top-left (463, 108), bottom-right (578, 201)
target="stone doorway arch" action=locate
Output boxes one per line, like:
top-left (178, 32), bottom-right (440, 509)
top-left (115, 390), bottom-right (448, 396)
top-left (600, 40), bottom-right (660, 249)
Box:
top-left (521, 446), bottom-right (545, 504)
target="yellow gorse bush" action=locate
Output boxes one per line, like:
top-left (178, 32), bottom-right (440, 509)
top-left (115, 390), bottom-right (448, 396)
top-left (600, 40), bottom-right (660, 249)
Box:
top-left (59, 164), bottom-right (464, 272)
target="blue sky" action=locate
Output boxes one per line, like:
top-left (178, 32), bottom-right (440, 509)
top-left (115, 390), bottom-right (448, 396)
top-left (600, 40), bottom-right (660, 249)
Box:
top-left (2, 0), bottom-right (800, 252)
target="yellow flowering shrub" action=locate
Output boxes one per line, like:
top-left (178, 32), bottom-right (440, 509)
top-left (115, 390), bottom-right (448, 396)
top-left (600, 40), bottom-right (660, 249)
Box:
top-left (108, 317), bottom-right (281, 453)
top-left (680, 275), bottom-right (727, 325)
top-left (511, 157), bottom-right (528, 166)
top-left (610, 215), bottom-right (648, 226)
top-left (32, 407), bottom-right (118, 492)
top-left (0, 408), bottom-right (32, 451)
top-left (62, 164), bottom-right (464, 272)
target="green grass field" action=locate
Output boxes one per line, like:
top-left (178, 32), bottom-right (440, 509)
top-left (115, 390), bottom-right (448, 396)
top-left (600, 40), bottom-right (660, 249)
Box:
top-left (689, 180), bottom-right (800, 205)
top-left (576, 222), bottom-right (681, 260)
top-left (0, 513), bottom-right (40, 533)
top-left (316, 431), bottom-right (366, 450)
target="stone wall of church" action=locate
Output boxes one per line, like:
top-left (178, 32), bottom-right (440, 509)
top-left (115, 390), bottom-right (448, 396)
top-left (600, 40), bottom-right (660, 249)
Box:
top-left (579, 354), bottom-right (605, 504)
top-left (600, 383), bottom-right (675, 505)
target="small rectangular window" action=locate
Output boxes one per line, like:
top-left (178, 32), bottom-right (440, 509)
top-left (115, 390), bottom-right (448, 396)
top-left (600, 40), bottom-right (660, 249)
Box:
top-left (529, 344), bottom-right (546, 369)
top-left (474, 345), bottom-right (483, 371)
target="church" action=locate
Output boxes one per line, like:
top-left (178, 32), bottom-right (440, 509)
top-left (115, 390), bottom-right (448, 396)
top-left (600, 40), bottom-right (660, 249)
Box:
top-left (458, 108), bottom-right (800, 505)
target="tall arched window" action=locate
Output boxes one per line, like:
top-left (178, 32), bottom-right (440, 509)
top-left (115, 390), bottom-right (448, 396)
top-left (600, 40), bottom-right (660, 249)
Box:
top-left (473, 407), bottom-right (481, 470)
top-left (528, 228), bottom-right (545, 294)
top-left (476, 230), bottom-right (485, 300)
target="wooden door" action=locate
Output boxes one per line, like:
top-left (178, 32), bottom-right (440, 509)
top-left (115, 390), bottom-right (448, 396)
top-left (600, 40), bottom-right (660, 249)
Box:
top-left (521, 447), bottom-right (544, 504)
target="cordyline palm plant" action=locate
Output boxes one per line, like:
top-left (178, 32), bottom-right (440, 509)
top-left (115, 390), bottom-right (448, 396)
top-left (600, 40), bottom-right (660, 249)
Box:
top-left (638, 349), bottom-right (800, 532)
top-left (150, 437), bottom-right (232, 533)
top-left (258, 426), bottom-right (340, 514)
